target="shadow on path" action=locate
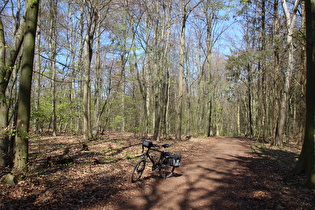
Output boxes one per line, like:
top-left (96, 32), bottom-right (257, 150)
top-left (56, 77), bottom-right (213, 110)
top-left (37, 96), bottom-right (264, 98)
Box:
top-left (116, 137), bottom-right (314, 210)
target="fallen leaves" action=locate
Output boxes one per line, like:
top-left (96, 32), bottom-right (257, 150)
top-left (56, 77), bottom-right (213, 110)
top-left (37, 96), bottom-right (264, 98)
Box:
top-left (0, 133), bottom-right (314, 209)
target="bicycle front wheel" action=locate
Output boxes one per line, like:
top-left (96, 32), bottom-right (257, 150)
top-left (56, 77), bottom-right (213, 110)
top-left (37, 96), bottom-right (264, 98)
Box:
top-left (131, 159), bottom-right (146, 183)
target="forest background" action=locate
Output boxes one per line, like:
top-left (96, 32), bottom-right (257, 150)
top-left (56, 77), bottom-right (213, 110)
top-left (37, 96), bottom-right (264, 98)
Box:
top-left (0, 0), bottom-right (314, 187)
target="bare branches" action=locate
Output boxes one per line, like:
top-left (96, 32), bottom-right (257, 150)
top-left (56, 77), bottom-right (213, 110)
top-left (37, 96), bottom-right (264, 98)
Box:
top-left (0, 0), bottom-right (9, 15)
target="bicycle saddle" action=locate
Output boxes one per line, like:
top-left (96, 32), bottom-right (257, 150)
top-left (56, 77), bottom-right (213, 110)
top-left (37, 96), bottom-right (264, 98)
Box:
top-left (162, 144), bottom-right (170, 148)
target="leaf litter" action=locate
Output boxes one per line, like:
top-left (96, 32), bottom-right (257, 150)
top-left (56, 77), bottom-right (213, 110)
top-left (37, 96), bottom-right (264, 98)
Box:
top-left (0, 133), bottom-right (314, 209)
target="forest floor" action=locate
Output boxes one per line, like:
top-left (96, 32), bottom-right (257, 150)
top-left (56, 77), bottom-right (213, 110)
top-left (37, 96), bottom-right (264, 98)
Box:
top-left (0, 132), bottom-right (314, 209)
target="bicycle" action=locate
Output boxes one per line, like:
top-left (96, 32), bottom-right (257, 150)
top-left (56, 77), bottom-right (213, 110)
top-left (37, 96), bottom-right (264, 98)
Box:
top-left (131, 139), bottom-right (181, 183)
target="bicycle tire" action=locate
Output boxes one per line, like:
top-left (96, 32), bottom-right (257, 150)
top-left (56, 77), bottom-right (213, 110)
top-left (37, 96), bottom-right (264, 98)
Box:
top-left (131, 159), bottom-right (146, 183)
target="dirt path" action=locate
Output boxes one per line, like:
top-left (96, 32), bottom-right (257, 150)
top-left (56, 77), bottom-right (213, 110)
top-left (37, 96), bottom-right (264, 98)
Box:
top-left (107, 137), bottom-right (254, 210)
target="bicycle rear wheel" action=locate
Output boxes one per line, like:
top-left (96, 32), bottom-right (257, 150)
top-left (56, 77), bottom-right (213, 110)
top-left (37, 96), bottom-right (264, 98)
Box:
top-left (131, 159), bottom-right (146, 183)
top-left (160, 162), bottom-right (175, 179)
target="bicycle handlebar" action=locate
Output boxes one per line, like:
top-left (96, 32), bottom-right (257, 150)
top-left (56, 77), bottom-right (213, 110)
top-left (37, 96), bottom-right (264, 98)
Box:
top-left (140, 139), bottom-right (172, 154)
top-left (140, 139), bottom-right (170, 148)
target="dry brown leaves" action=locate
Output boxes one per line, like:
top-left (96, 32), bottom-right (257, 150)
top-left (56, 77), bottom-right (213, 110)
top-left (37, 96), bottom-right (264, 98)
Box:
top-left (0, 133), bottom-right (314, 209)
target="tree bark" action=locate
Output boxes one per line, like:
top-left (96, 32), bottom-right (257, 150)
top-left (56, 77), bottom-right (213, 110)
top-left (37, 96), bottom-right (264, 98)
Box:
top-left (177, 0), bottom-right (200, 139)
top-left (204, 0), bottom-right (214, 137)
top-left (294, 0), bottom-right (315, 189)
top-left (0, 3), bottom-right (25, 167)
top-left (271, 0), bottom-right (281, 142)
top-left (247, 63), bottom-right (253, 136)
top-left (34, 22), bottom-right (42, 133)
top-left (13, 0), bottom-right (39, 173)
top-left (275, 0), bottom-right (300, 145)
top-left (49, 0), bottom-right (58, 137)
top-left (82, 1), bottom-right (97, 141)
top-left (92, 23), bottom-right (101, 138)
top-left (177, 0), bottom-right (187, 140)
top-left (0, 18), bottom-right (9, 167)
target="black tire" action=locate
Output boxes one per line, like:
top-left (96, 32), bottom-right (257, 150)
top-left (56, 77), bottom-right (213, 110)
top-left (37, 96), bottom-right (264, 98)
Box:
top-left (160, 160), bottom-right (175, 179)
top-left (131, 159), bottom-right (146, 183)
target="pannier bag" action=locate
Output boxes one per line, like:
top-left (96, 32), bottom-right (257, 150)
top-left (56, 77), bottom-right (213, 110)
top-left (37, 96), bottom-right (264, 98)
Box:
top-left (169, 154), bottom-right (181, 167)
top-left (142, 140), bottom-right (153, 148)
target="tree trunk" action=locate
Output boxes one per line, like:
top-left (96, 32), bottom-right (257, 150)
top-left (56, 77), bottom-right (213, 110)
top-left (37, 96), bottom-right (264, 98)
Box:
top-left (152, 0), bottom-right (163, 140)
top-left (259, 0), bottom-right (267, 139)
top-left (247, 63), bottom-right (253, 136)
top-left (49, 0), bottom-right (58, 137)
top-left (177, 0), bottom-right (186, 140)
top-left (276, 0), bottom-right (301, 145)
top-left (0, 18), bottom-right (9, 167)
top-left (294, 0), bottom-right (315, 189)
top-left (68, 1), bottom-right (79, 133)
top-left (92, 24), bottom-right (101, 138)
top-left (13, 0), bottom-right (39, 173)
top-left (204, 0), bottom-right (214, 137)
top-left (177, 0), bottom-right (200, 139)
top-left (270, 0), bottom-right (281, 142)
top-left (83, 32), bottom-right (92, 141)
top-left (82, 2), bottom-right (97, 141)
top-left (134, 48), bottom-right (149, 136)
top-left (34, 23), bottom-right (42, 133)
top-left (0, 3), bottom-right (25, 167)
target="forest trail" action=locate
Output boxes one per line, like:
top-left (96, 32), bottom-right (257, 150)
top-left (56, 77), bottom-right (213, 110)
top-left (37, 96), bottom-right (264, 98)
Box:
top-left (1, 135), bottom-right (313, 209)
top-left (107, 137), bottom-right (254, 210)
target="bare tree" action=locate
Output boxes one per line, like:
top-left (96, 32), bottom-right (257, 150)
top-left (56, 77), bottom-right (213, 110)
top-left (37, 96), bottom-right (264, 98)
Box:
top-left (274, 0), bottom-right (301, 145)
top-left (177, 0), bottom-right (201, 140)
top-left (48, 0), bottom-right (58, 136)
top-left (82, 0), bottom-right (98, 141)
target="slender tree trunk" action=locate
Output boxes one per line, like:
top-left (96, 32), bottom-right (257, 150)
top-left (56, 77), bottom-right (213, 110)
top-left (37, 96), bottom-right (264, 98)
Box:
top-left (49, 0), bottom-right (57, 136)
top-left (13, 0), bottom-right (39, 173)
top-left (276, 0), bottom-right (300, 145)
top-left (152, 0), bottom-right (161, 140)
top-left (270, 0), bottom-right (281, 142)
top-left (133, 44), bottom-right (150, 136)
top-left (68, 2), bottom-right (79, 132)
top-left (93, 24), bottom-right (101, 138)
top-left (0, 18), bottom-right (9, 167)
top-left (237, 102), bottom-right (241, 135)
top-left (120, 26), bottom-right (127, 133)
top-left (83, 31), bottom-right (92, 141)
top-left (247, 63), bottom-right (253, 136)
top-left (0, 3), bottom-right (25, 167)
top-left (153, 58), bottom-right (161, 140)
top-left (177, 0), bottom-right (186, 140)
top-left (259, 0), bottom-right (267, 139)
top-left (243, 3), bottom-right (253, 137)
top-left (34, 23), bottom-right (42, 133)
top-left (161, 2), bottom-right (171, 139)
top-left (204, 0), bottom-right (214, 137)
top-left (82, 2), bottom-right (97, 141)
top-left (176, 0), bottom-right (200, 139)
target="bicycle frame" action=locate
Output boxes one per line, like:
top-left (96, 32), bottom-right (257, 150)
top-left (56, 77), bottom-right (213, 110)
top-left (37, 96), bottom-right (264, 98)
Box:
top-left (141, 145), bottom-right (162, 167)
